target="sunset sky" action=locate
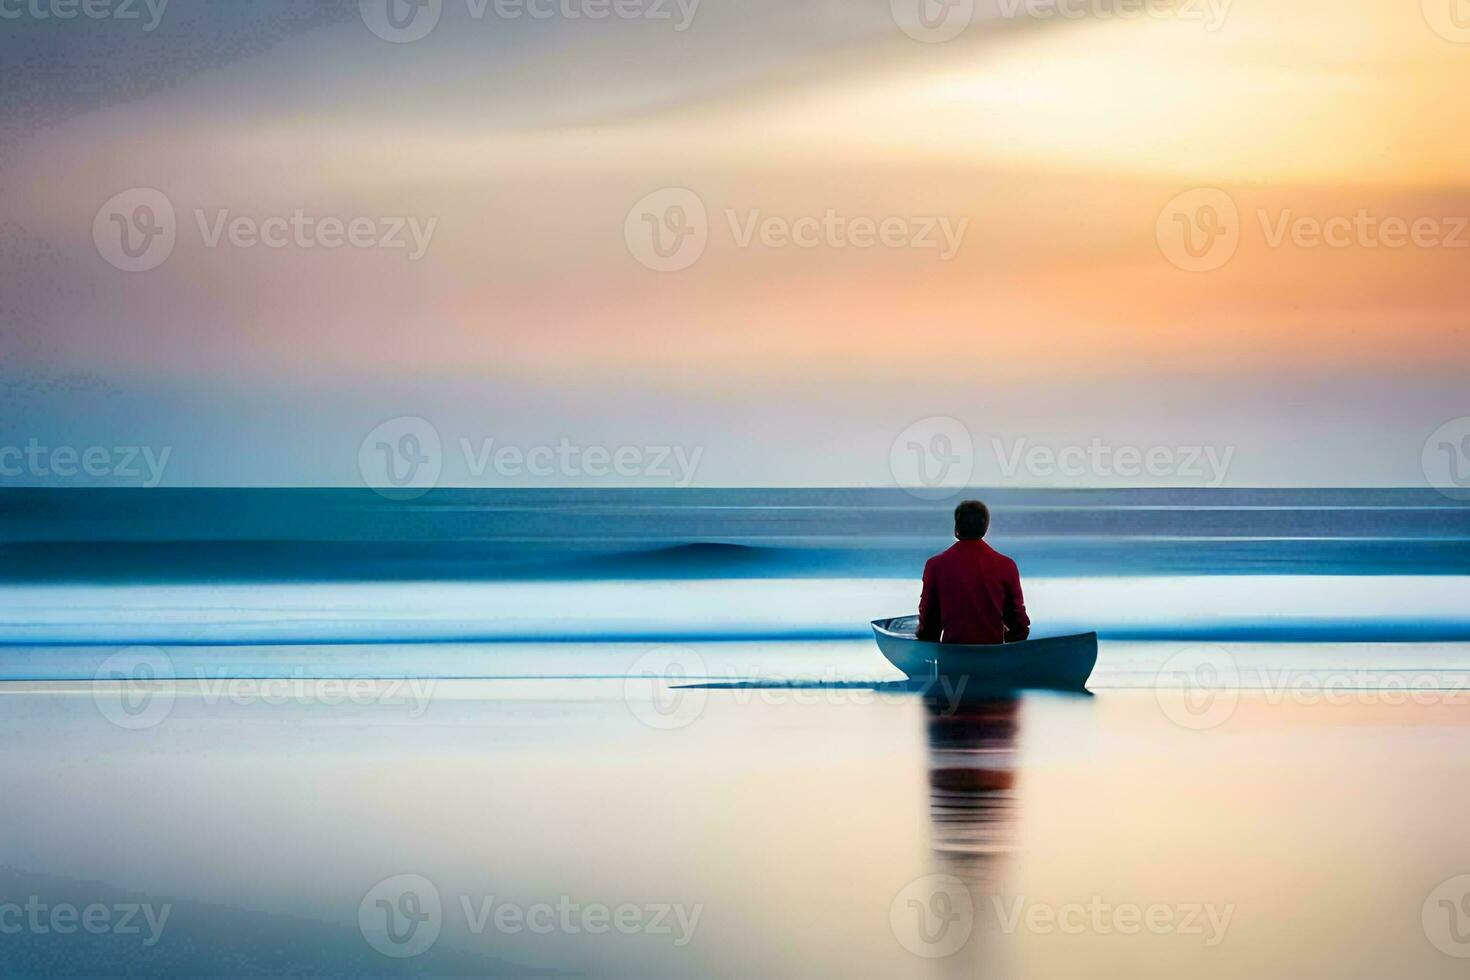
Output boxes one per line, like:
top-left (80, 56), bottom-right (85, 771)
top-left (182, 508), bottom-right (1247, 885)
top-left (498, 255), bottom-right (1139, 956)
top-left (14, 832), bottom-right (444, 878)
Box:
top-left (1, 0), bottom-right (1466, 486)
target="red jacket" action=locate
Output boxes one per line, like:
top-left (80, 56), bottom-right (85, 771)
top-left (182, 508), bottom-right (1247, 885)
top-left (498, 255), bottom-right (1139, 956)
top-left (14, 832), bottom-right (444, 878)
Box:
top-left (917, 540), bottom-right (1030, 644)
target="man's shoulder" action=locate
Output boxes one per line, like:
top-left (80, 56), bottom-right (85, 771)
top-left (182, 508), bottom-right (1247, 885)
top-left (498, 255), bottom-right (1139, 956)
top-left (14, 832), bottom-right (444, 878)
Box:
top-left (922, 548), bottom-right (954, 578)
top-left (926, 543), bottom-right (962, 564)
top-left (972, 541), bottom-right (1018, 571)
top-left (988, 547), bottom-right (1021, 577)
top-left (987, 545), bottom-right (1018, 565)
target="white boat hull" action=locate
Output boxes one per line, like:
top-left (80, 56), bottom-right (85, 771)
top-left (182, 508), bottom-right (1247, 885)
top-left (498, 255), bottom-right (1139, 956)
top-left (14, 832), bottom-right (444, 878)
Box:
top-left (871, 616), bottom-right (1097, 691)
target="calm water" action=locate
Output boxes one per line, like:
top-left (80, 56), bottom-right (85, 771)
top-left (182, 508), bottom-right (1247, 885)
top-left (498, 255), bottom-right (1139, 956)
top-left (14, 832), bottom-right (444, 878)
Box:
top-left (4, 665), bottom-right (1470, 976)
top-left (3, 488), bottom-right (1469, 975)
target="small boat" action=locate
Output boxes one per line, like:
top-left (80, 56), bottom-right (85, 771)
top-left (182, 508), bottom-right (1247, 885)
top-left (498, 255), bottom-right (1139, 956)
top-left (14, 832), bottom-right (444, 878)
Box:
top-left (871, 616), bottom-right (1097, 691)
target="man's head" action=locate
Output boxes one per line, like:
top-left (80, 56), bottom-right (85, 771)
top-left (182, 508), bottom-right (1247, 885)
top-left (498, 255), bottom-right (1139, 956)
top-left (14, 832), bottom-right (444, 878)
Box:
top-left (954, 499), bottom-right (990, 541)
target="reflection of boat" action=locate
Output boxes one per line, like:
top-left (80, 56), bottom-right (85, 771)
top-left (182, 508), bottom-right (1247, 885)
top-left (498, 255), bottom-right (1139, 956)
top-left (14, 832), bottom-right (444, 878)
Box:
top-left (924, 696), bottom-right (1021, 867)
top-left (871, 616), bottom-right (1097, 691)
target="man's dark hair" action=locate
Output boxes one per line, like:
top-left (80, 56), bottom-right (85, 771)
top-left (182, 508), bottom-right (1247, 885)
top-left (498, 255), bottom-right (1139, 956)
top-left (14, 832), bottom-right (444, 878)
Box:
top-left (954, 500), bottom-right (990, 540)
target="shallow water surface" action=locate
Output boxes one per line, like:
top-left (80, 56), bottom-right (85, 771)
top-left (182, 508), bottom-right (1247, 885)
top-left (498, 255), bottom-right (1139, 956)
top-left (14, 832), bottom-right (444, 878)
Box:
top-left (4, 642), bottom-right (1470, 977)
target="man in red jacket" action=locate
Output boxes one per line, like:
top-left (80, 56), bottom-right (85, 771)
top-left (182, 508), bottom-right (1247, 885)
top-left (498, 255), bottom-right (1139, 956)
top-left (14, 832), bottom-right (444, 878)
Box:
top-left (917, 500), bottom-right (1030, 644)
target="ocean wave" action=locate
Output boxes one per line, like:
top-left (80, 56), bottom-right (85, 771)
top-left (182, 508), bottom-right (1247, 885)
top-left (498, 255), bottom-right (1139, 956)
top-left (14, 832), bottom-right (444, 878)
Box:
top-left (3, 576), bottom-right (1469, 648)
top-left (4, 488), bottom-right (1469, 583)
top-left (3, 536), bottom-right (1469, 583)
